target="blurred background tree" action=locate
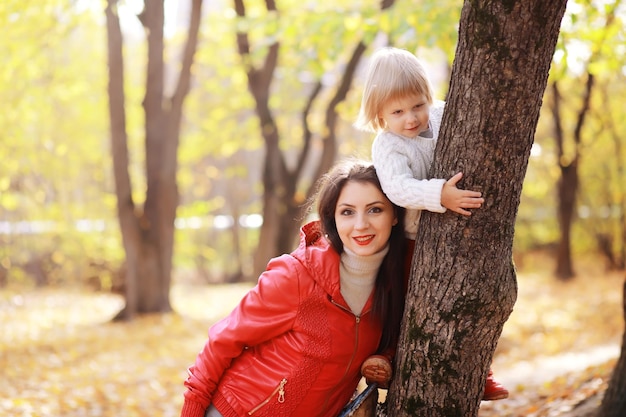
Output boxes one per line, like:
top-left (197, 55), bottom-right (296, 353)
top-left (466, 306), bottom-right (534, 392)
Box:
top-left (104, 0), bottom-right (203, 319)
top-left (544, 0), bottom-right (626, 279)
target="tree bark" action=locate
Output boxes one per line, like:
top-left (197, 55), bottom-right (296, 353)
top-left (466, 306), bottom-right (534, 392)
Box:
top-left (386, 1), bottom-right (567, 416)
top-left (598, 278), bottom-right (626, 416)
top-left (105, 0), bottom-right (202, 318)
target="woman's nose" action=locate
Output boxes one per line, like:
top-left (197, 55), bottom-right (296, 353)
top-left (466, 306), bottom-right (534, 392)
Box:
top-left (355, 214), bottom-right (369, 229)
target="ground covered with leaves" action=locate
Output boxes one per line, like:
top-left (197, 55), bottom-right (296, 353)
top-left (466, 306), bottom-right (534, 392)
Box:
top-left (479, 257), bottom-right (624, 417)
top-left (1, 259), bottom-right (623, 417)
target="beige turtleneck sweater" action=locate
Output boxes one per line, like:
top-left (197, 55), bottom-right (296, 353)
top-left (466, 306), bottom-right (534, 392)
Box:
top-left (339, 246), bottom-right (389, 315)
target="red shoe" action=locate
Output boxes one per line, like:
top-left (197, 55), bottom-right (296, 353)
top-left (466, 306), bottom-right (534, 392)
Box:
top-left (361, 355), bottom-right (392, 389)
top-left (482, 369), bottom-right (509, 401)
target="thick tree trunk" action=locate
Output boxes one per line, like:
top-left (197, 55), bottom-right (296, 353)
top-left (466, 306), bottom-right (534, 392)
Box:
top-left (386, 1), bottom-right (567, 416)
top-left (598, 278), bottom-right (626, 416)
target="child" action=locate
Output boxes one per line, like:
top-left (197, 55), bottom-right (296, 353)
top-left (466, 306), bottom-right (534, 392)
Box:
top-left (355, 46), bottom-right (509, 401)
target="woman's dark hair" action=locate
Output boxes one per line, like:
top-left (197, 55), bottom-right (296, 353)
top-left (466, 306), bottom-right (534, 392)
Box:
top-left (312, 159), bottom-right (407, 353)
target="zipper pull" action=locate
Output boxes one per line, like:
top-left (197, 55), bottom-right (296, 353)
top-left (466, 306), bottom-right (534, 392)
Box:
top-left (277, 378), bottom-right (287, 403)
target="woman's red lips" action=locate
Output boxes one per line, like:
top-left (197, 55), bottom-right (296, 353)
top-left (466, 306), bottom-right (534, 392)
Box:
top-left (353, 235), bottom-right (375, 245)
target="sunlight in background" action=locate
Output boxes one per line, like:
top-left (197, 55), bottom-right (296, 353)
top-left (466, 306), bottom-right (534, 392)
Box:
top-left (76, 0), bottom-right (180, 38)
top-left (557, 0), bottom-right (626, 75)
top-left (530, 143), bottom-right (542, 157)
top-left (120, 0), bottom-right (180, 37)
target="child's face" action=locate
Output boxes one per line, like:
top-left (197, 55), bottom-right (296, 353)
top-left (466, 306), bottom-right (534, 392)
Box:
top-left (334, 181), bottom-right (397, 257)
top-left (379, 93), bottom-right (430, 138)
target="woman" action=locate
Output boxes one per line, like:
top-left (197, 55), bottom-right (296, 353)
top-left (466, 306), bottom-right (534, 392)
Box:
top-left (180, 159), bottom-right (407, 417)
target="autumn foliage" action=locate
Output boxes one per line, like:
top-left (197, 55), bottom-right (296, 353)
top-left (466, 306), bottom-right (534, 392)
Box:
top-left (1, 257), bottom-right (623, 417)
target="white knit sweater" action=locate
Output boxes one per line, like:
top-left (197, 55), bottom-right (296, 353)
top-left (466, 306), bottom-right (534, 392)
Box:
top-left (371, 100), bottom-right (447, 239)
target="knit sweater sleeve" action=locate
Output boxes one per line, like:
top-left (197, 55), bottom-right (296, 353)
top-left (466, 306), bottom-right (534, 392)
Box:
top-left (372, 133), bottom-right (446, 213)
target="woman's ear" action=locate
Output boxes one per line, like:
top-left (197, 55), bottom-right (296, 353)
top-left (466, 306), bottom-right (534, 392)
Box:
top-left (392, 217), bottom-right (398, 226)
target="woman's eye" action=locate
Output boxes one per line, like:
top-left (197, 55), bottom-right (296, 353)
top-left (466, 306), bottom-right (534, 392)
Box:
top-left (340, 209), bottom-right (354, 216)
top-left (369, 207), bottom-right (382, 214)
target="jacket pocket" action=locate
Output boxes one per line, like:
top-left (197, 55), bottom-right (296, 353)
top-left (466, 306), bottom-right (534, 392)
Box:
top-left (247, 378), bottom-right (287, 415)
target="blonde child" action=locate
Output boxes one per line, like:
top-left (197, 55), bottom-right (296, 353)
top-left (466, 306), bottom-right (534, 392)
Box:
top-left (355, 46), bottom-right (509, 401)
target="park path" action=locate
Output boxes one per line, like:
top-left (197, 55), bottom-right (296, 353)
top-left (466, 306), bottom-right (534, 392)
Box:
top-left (496, 343), bottom-right (619, 389)
top-left (480, 343), bottom-right (620, 416)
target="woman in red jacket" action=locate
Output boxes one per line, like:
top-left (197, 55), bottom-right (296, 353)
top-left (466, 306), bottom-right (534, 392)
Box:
top-left (180, 159), bottom-right (407, 417)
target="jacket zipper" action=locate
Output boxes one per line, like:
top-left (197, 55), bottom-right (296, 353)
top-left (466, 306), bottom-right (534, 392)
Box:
top-left (248, 378), bottom-right (287, 415)
top-left (331, 299), bottom-right (366, 376)
top-left (330, 300), bottom-right (363, 376)
top-left (317, 300), bottom-right (365, 416)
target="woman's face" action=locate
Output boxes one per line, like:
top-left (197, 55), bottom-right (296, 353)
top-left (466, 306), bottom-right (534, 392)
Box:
top-left (334, 180), bottom-right (397, 256)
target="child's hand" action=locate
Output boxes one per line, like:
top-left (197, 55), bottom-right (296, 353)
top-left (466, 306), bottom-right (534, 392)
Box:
top-left (361, 355), bottom-right (393, 388)
top-left (441, 172), bottom-right (484, 216)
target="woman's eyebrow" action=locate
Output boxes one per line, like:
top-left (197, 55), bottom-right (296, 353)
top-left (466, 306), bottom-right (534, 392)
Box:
top-left (338, 198), bottom-right (386, 206)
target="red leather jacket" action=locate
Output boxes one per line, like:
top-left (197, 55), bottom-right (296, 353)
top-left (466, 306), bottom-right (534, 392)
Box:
top-left (181, 221), bottom-right (383, 417)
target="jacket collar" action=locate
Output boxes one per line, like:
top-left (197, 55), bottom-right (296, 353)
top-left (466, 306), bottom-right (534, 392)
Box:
top-left (295, 221), bottom-right (376, 314)
top-left (294, 221), bottom-right (342, 300)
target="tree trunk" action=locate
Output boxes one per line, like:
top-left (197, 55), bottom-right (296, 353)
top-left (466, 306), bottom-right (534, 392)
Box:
top-left (386, 1), bottom-right (567, 416)
top-left (234, 0), bottom-right (395, 277)
top-left (552, 0), bottom-right (617, 278)
top-left (551, 70), bottom-right (596, 281)
top-left (105, 0), bottom-right (141, 319)
top-left (555, 160), bottom-right (577, 279)
top-left (598, 278), bottom-right (626, 416)
top-left (105, 0), bottom-right (202, 319)
top-left (549, 81), bottom-right (576, 280)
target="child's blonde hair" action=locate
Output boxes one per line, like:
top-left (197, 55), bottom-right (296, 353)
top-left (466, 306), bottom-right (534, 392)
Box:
top-left (355, 47), bottom-right (434, 132)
